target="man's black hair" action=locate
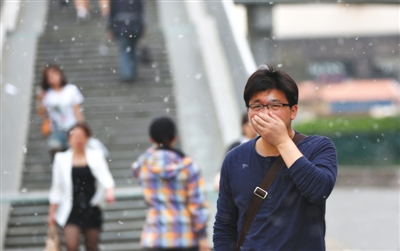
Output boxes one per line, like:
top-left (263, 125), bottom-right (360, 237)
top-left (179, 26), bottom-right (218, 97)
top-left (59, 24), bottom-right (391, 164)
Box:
top-left (243, 64), bottom-right (299, 107)
top-left (149, 116), bottom-right (176, 147)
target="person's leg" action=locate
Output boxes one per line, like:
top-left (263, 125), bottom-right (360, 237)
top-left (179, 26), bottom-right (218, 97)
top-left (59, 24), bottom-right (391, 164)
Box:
top-left (127, 37), bottom-right (140, 80)
top-left (83, 228), bottom-right (100, 251)
top-left (74, 0), bottom-right (90, 21)
top-left (98, 0), bottom-right (109, 17)
top-left (74, 0), bottom-right (88, 12)
top-left (63, 224), bottom-right (81, 251)
top-left (47, 132), bottom-right (65, 162)
top-left (48, 131), bottom-right (69, 161)
top-left (83, 0), bottom-right (90, 10)
top-left (58, 131), bottom-right (69, 151)
top-left (118, 36), bottom-right (135, 81)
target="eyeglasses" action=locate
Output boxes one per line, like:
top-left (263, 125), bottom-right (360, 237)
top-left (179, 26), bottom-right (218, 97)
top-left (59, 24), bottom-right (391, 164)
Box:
top-left (247, 103), bottom-right (290, 112)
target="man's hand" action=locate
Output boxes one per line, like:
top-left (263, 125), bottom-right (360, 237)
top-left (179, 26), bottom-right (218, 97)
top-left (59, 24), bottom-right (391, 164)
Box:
top-left (252, 112), bottom-right (303, 168)
top-left (198, 238), bottom-right (210, 251)
top-left (251, 112), bottom-right (290, 147)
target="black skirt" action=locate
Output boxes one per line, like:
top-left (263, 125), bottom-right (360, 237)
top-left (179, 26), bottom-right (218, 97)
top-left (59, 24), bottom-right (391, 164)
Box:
top-left (66, 205), bottom-right (102, 229)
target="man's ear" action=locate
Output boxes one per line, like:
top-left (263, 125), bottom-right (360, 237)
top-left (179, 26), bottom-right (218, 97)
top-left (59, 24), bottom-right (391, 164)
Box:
top-left (291, 104), bottom-right (298, 120)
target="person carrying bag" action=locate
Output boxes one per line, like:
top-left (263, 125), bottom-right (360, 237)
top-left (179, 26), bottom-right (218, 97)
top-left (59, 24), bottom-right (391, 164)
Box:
top-left (236, 133), bottom-right (306, 251)
top-left (213, 65), bottom-right (338, 251)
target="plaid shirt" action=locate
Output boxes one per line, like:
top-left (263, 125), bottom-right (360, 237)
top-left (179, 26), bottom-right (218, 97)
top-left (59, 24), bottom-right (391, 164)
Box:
top-left (132, 146), bottom-right (209, 248)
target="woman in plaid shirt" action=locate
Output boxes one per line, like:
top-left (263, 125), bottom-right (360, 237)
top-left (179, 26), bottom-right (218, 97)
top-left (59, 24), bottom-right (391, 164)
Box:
top-left (132, 117), bottom-right (210, 251)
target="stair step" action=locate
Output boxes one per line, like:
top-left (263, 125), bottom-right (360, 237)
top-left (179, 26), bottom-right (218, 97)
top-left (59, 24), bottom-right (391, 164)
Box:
top-left (3, 242), bottom-right (143, 251)
top-left (6, 221), bottom-right (145, 240)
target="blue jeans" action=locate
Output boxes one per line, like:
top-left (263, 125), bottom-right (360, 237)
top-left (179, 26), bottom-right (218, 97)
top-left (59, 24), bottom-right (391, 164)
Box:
top-left (47, 131), bottom-right (69, 151)
top-left (118, 36), bottom-right (140, 80)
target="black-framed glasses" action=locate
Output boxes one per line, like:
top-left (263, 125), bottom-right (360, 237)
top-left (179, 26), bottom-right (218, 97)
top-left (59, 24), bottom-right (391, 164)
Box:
top-left (247, 103), bottom-right (290, 112)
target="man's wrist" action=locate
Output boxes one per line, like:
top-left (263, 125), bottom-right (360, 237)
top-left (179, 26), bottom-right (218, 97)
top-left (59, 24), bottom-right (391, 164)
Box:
top-left (276, 136), bottom-right (293, 151)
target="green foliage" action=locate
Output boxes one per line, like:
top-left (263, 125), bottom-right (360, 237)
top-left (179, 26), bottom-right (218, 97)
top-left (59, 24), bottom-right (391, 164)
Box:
top-left (294, 115), bottom-right (399, 136)
top-left (294, 115), bottom-right (400, 166)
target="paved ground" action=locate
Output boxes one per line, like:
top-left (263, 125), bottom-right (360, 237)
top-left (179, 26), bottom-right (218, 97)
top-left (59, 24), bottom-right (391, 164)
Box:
top-left (326, 186), bottom-right (399, 251)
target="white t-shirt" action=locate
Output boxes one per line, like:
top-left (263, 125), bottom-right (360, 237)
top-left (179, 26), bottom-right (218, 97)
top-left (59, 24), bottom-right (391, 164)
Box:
top-left (42, 84), bottom-right (84, 132)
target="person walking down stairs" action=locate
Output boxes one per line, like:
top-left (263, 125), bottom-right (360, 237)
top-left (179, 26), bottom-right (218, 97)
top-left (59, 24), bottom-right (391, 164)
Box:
top-left (108, 0), bottom-right (144, 83)
top-left (48, 123), bottom-right (115, 251)
top-left (37, 64), bottom-right (85, 161)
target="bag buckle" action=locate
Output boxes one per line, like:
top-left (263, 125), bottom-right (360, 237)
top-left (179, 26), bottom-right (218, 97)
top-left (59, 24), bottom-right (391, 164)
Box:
top-left (253, 186), bottom-right (268, 199)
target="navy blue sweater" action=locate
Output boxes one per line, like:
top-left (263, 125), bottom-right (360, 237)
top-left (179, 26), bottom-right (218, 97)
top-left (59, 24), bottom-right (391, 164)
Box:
top-left (213, 134), bottom-right (337, 251)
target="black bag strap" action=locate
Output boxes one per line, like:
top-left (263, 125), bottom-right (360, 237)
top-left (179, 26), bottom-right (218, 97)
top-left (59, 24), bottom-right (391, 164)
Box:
top-left (236, 133), bottom-right (307, 251)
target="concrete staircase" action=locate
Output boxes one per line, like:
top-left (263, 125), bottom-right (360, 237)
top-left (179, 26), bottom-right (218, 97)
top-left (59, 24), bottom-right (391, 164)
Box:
top-left (4, 0), bottom-right (174, 250)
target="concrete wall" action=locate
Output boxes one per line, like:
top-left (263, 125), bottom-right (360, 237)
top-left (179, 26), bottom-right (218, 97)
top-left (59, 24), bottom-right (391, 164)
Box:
top-left (157, 0), bottom-right (255, 183)
top-left (157, 1), bottom-right (226, 183)
top-left (0, 0), bottom-right (47, 248)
